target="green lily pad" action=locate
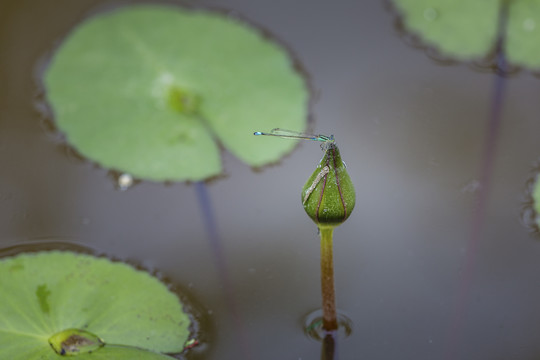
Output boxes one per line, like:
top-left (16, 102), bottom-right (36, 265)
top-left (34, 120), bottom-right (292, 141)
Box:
top-left (44, 5), bottom-right (309, 181)
top-left (392, 0), bottom-right (540, 68)
top-left (506, 1), bottom-right (540, 68)
top-left (0, 251), bottom-right (190, 359)
top-left (533, 175), bottom-right (540, 228)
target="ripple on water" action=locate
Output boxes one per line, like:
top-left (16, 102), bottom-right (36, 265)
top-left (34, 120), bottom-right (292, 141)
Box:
top-left (303, 309), bottom-right (353, 342)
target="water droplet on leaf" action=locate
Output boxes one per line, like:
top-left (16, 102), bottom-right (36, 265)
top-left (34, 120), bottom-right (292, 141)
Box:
top-left (523, 18), bottom-right (536, 32)
top-left (423, 8), bottom-right (438, 22)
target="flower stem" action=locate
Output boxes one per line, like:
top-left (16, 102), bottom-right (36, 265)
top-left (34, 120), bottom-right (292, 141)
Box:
top-left (320, 226), bottom-right (338, 331)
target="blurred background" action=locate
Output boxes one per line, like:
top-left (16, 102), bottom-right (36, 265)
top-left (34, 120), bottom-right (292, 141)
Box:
top-left (2, 1), bottom-right (540, 359)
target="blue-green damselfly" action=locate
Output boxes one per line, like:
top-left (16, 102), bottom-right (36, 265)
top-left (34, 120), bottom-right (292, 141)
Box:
top-left (253, 128), bottom-right (335, 149)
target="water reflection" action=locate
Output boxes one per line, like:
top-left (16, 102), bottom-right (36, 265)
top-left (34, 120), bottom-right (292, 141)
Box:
top-left (194, 182), bottom-right (252, 360)
top-left (321, 331), bottom-right (337, 360)
top-left (443, 3), bottom-right (511, 359)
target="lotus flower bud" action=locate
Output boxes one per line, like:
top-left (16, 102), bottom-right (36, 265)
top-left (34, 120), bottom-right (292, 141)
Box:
top-left (301, 143), bottom-right (355, 228)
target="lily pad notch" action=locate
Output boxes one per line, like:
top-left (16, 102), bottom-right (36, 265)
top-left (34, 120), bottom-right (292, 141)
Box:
top-left (44, 4), bottom-right (310, 182)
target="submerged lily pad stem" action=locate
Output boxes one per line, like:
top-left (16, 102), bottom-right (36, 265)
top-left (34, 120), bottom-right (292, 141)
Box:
top-left (302, 142), bottom-right (355, 332)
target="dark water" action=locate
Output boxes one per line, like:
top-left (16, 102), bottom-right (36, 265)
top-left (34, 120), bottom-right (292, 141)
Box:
top-left (3, 1), bottom-right (540, 359)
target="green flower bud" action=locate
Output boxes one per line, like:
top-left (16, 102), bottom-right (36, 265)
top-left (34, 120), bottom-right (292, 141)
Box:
top-left (301, 143), bottom-right (355, 227)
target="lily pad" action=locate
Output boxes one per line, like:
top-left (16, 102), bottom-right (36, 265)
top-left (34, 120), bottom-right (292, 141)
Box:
top-left (506, 1), bottom-right (540, 68)
top-left (0, 251), bottom-right (190, 359)
top-left (534, 175), bottom-right (540, 228)
top-left (44, 5), bottom-right (309, 181)
top-left (392, 0), bottom-right (540, 68)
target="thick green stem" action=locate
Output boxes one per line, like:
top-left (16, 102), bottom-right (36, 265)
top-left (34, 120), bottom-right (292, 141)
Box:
top-left (320, 226), bottom-right (338, 331)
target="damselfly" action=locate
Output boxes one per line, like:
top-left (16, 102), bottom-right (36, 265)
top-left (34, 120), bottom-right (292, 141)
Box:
top-left (253, 128), bottom-right (335, 149)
